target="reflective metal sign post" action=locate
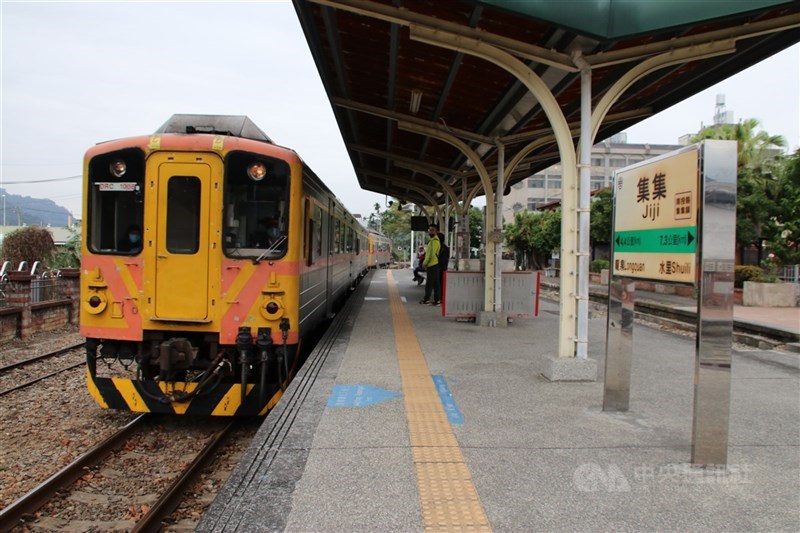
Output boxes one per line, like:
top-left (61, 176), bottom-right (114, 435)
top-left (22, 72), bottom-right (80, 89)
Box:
top-left (691, 140), bottom-right (736, 466)
top-left (603, 277), bottom-right (635, 411)
top-left (603, 140), bottom-right (736, 466)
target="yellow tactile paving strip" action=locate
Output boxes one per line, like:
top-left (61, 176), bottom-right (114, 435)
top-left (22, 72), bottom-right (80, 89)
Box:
top-left (386, 271), bottom-right (492, 532)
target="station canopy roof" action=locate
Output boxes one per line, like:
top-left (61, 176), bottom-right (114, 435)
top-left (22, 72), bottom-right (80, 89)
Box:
top-left (292, 0), bottom-right (800, 208)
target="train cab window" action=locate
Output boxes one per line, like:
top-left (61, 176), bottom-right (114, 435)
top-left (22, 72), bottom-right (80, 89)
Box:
top-left (86, 148), bottom-right (145, 255)
top-left (223, 152), bottom-right (290, 260)
top-left (166, 176), bottom-right (200, 254)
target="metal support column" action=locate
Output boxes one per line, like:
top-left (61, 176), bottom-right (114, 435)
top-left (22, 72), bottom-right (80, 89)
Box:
top-left (575, 54), bottom-right (592, 359)
top-left (494, 141), bottom-right (505, 312)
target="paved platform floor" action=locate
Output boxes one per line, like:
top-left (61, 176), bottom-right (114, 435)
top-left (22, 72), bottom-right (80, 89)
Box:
top-left (199, 269), bottom-right (799, 532)
top-left (732, 304), bottom-right (800, 332)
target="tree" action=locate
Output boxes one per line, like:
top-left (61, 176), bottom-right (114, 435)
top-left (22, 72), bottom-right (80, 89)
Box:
top-left (49, 229), bottom-right (81, 269)
top-left (589, 188), bottom-right (613, 247)
top-left (692, 118), bottom-right (787, 264)
top-left (380, 201), bottom-right (412, 259)
top-left (367, 203), bottom-right (382, 232)
top-left (504, 209), bottom-right (561, 270)
top-left (763, 149), bottom-right (800, 265)
top-left (468, 207), bottom-right (483, 256)
top-left (1, 226), bottom-right (56, 267)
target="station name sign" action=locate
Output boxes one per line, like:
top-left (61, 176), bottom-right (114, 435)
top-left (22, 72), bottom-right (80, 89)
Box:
top-left (612, 147), bottom-right (698, 283)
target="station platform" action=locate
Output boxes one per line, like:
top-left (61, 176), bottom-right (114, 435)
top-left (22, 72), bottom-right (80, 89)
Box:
top-left (198, 269), bottom-right (799, 532)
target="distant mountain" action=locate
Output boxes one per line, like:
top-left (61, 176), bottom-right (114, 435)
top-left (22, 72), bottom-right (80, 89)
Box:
top-left (0, 188), bottom-right (72, 227)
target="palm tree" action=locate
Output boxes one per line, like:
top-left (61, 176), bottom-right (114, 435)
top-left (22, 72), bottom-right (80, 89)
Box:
top-left (692, 118), bottom-right (787, 264)
top-left (693, 118), bottom-right (785, 168)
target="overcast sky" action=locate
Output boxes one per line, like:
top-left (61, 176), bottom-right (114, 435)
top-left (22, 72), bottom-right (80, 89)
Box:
top-left (1, 1), bottom-right (798, 222)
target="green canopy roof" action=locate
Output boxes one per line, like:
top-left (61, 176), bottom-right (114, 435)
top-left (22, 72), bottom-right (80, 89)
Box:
top-left (476, 0), bottom-right (795, 39)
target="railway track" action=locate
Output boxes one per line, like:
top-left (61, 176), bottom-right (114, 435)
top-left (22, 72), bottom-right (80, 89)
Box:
top-left (0, 342), bottom-right (85, 373)
top-left (0, 415), bottom-right (240, 532)
top-left (0, 343), bottom-right (85, 397)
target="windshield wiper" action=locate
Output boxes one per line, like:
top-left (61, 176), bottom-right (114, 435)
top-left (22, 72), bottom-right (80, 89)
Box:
top-left (253, 235), bottom-right (287, 264)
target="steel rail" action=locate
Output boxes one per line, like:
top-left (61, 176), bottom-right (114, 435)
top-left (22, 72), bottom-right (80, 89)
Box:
top-left (0, 342), bottom-right (85, 373)
top-left (131, 421), bottom-right (239, 533)
top-left (0, 414), bottom-right (148, 533)
top-left (0, 360), bottom-right (85, 397)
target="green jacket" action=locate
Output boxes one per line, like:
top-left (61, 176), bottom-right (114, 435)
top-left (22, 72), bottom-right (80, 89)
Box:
top-left (423, 235), bottom-right (440, 268)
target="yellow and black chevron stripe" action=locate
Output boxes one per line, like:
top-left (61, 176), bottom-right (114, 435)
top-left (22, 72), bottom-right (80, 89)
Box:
top-left (87, 369), bottom-right (285, 416)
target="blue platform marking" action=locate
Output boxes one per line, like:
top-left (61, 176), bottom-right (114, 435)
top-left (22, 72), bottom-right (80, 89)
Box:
top-left (327, 384), bottom-right (401, 407)
top-left (432, 375), bottom-right (464, 424)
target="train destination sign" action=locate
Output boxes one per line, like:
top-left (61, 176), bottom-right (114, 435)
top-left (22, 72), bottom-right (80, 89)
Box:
top-left (612, 147), bottom-right (699, 283)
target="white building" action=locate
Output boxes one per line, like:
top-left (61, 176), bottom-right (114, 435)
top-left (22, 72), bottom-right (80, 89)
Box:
top-left (504, 133), bottom-right (684, 223)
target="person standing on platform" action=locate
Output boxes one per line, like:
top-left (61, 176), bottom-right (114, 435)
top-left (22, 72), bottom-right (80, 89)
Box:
top-left (420, 224), bottom-right (441, 305)
top-left (412, 245), bottom-right (426, 285)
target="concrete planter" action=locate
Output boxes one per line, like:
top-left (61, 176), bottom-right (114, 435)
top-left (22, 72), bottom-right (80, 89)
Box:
top-left (742, 281), bottom-right (800, 307)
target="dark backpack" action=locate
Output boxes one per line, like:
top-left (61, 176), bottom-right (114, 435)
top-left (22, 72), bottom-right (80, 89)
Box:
top-left (438, 238), bottom-right (450, 270)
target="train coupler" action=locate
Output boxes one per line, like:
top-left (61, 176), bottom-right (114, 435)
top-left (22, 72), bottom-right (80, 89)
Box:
top-left (156, 337), bottom-right (198, 381)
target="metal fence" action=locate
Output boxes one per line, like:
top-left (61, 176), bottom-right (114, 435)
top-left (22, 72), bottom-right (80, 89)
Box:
top-left (31, 277), bottom-right (63, 303)
top-left (776, 264), bottom-right (799, 284)
top-left (0, 274), bottom-right (69, 308)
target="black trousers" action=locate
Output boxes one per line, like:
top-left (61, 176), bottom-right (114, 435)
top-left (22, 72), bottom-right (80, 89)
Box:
top-left (424, 264), bottom-right (441, 302)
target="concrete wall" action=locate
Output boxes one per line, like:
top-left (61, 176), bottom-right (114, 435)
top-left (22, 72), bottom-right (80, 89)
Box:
top-left (743, 281), bottom-right (800, 307)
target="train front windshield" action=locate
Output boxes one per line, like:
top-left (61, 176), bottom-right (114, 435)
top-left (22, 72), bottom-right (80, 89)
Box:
top-left (86, 148), bottom-right (145, 255)
top-left (223, 152), bottom-right (290, 259)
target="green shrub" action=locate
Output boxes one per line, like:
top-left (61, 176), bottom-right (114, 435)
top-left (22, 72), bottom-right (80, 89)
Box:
top-left (590, 259), bottom-right (609, 273)
top-left (0, 226), bottom-right (55, 267)
top-left (734, 265), bottom-right (766, 288)
top-left (48, 230), bottom-right (81, 269)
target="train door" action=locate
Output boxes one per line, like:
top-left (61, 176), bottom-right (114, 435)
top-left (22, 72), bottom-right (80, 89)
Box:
top-left (149, 153), bottom-right (216, 321)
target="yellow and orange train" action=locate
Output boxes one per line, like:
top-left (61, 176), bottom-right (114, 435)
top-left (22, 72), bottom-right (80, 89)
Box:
top-left (80, 115), bottom-right (391, 416)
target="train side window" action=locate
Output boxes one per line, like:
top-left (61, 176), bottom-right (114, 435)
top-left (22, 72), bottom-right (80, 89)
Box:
top-left (86, 148), bottom-right (145, 255)
top-left (166, 176), bottom-right (200, 254)
top-left (315, 207), bottom-right (323, 259)
top-left (334, 219), bottom-right (341, 254)
top-left (306, 219), bottom-right (314, 266)
top-left (347, 227), bottom-right (354, 253)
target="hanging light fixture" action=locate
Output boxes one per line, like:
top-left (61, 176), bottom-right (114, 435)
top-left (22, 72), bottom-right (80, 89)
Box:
top-left (409, 89), bottom-right (422, 115)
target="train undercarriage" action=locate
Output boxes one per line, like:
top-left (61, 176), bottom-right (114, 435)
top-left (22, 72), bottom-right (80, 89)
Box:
top-left (85, 326), bottom-right (299, 417)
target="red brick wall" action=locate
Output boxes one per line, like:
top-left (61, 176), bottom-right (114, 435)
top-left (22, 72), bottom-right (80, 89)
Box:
top-left (0, 269), bottom-right (80, 342)
top-left (31, 302), bottom-right (72, 334)
top-left (0, 309), bottom-right (21, 343)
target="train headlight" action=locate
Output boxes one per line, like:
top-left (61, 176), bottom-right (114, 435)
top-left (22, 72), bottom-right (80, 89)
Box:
top-left (109, 159), bottom-right (127, 178)
top-left (247, 162), bottom-right (267, 181)
top-left (260, 298), bottom-right (284, 320)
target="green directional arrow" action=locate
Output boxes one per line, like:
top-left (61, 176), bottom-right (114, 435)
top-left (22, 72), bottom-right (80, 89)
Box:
top-left (614, 227), bottom-right (697, 253)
